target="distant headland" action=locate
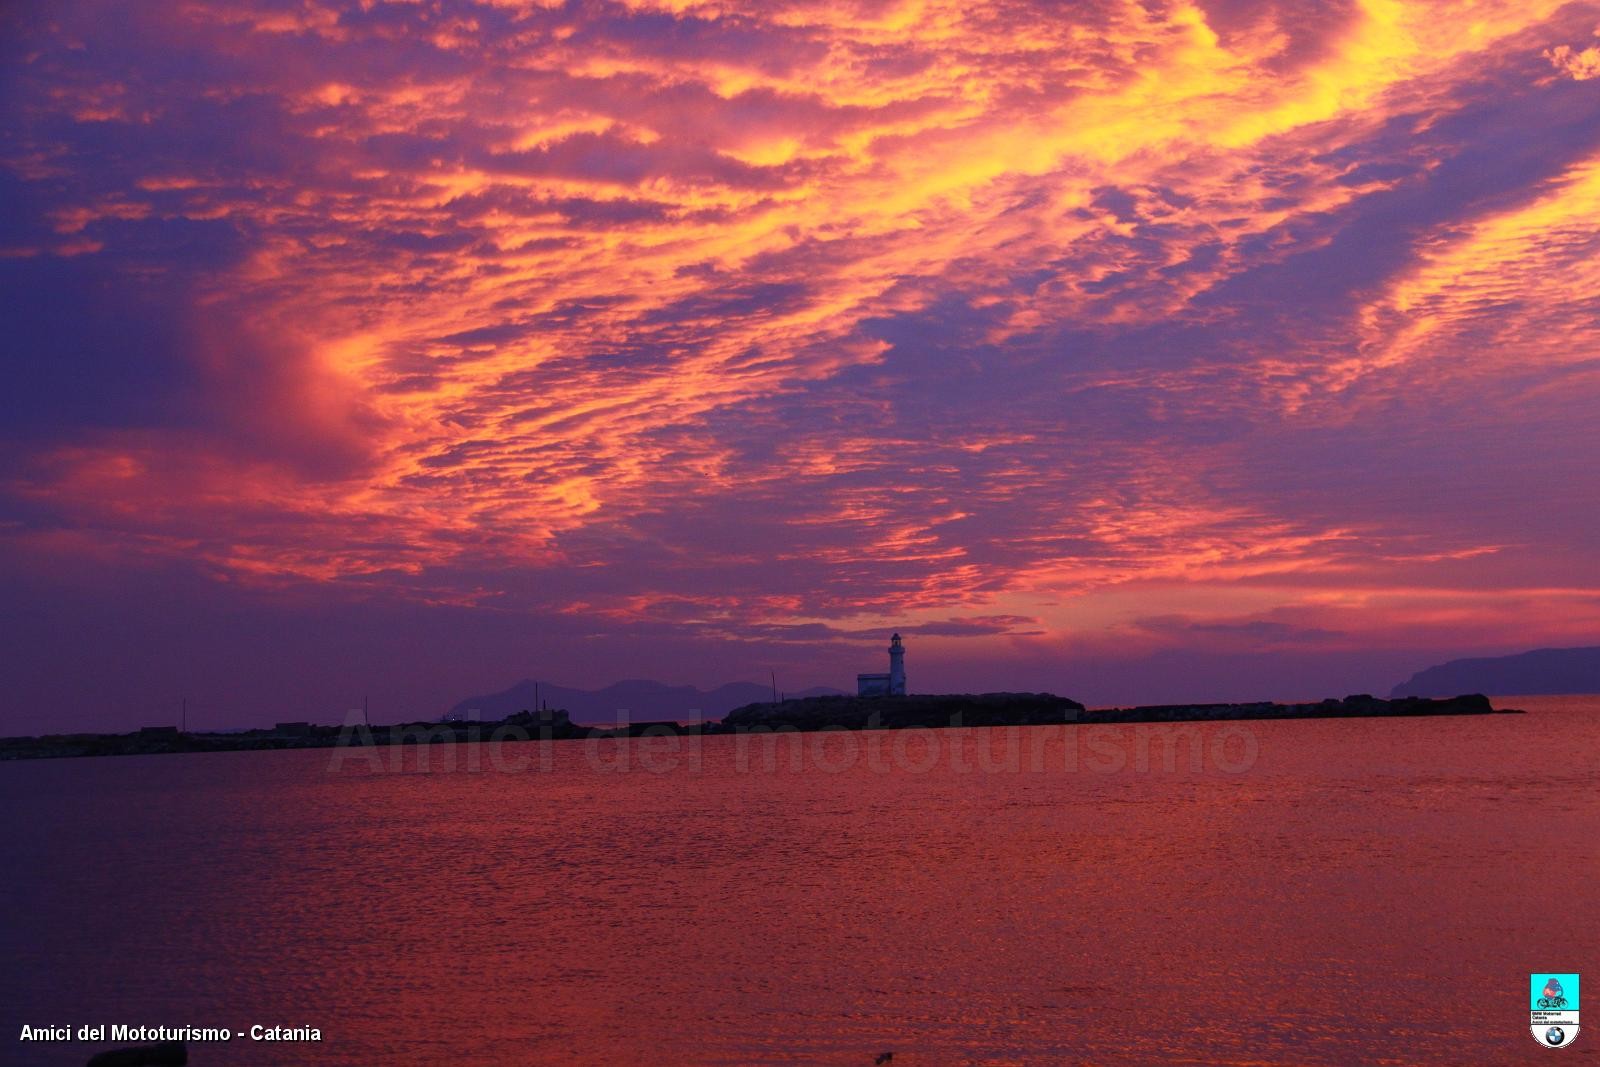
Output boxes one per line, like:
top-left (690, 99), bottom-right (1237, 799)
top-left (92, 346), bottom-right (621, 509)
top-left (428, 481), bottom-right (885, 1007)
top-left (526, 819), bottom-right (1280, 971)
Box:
top-left (446, 677), bottom-right (845, 722)
top-left (1392, 646), bottom-right (1600, 697)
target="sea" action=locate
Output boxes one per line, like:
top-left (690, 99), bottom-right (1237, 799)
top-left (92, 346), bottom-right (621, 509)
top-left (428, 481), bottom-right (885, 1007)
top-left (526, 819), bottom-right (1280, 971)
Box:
top-left (2, 694), bottom-right (1596, 1066)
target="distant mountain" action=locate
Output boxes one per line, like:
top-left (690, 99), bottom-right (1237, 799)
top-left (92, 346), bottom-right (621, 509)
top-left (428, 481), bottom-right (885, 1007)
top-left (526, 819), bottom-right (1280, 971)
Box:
top-left (1391, 647), bottom-right (1600, 698)
top-left (446, 678), bottom-right (845, 724)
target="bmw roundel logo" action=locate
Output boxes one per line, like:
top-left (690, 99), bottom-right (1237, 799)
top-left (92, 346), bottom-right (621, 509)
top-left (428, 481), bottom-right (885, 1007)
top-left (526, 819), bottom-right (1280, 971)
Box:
top-left (1547, 1026), bottom-right (1566, 1046)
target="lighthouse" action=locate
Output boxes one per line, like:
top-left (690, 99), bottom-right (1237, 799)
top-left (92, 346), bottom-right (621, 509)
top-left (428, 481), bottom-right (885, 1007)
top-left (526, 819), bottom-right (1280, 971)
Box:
top-left (887, 633), bottom-right (906, 695)
top-left (856, 633), bottom-right (908, 697)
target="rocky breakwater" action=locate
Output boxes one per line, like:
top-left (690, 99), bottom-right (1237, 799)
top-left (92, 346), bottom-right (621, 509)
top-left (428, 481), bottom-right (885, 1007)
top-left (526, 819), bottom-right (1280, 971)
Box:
top-left (717, 691), bottom-right (1517, 733)
top-left (719, 692), bottom-right (1087, 732)
top-left (1086, 692), bottom-right (1516, 723)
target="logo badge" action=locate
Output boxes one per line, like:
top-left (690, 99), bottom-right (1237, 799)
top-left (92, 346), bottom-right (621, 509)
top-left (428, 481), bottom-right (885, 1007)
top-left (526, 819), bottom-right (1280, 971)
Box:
top-left (1531, 973), bottom-right (1580, 1048)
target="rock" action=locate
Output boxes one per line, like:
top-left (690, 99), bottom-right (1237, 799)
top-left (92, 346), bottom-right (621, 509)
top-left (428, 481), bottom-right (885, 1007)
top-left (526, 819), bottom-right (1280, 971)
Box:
top-left (86, 1043), bottom-right (186, 1067)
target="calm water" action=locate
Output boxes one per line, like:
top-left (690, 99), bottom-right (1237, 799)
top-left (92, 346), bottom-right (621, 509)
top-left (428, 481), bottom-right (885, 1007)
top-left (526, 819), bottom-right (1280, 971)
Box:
top-left (2, 695), bottom-right (1597, 1066)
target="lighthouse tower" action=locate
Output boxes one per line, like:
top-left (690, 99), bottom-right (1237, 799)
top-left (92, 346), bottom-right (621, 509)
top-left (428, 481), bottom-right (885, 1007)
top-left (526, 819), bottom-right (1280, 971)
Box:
top-left (887, 633), bottom-right (906, 695)
top-left (856, 633), bottom-right (909, 697)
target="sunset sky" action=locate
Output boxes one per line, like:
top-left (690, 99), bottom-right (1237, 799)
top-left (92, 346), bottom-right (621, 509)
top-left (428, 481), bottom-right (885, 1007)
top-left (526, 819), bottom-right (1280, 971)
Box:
top-left (3, 0), bottom-right (1599, 730)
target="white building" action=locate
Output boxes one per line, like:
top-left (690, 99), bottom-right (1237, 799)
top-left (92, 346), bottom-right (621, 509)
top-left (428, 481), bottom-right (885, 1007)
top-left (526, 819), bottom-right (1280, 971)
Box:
top-left (857, 633), bottom-right (907, 697)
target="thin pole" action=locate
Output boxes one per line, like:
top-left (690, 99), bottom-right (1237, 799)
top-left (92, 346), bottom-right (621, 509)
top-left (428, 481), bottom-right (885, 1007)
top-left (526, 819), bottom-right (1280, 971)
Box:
top-left (363, 695), bottom-right (370, 727)
top-left (181, 696), bottom-right (187, 733)
top-left (770, 669), bottom-right (778, 703)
